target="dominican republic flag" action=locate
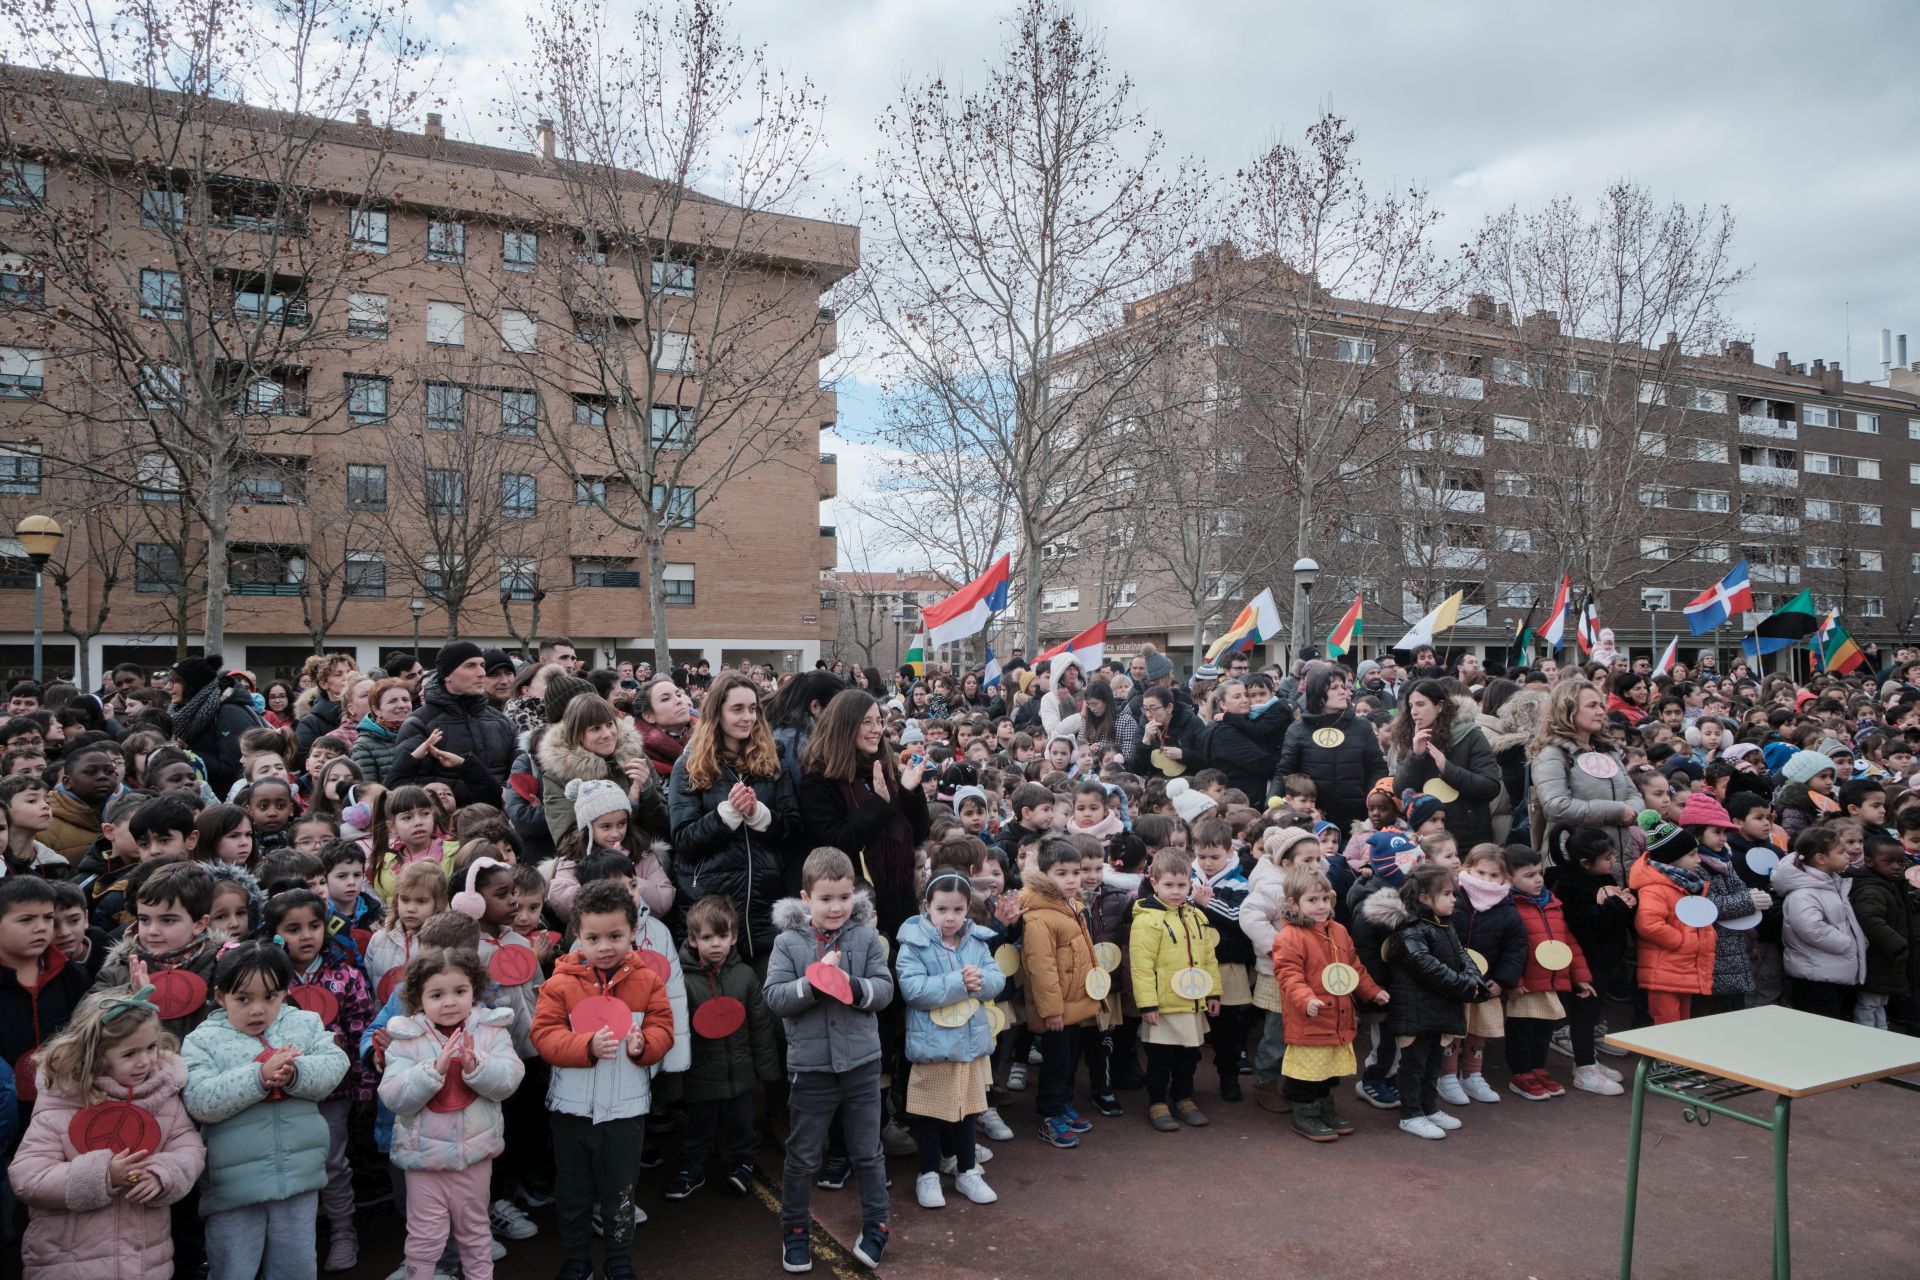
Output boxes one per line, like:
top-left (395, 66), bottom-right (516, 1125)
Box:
top-left (1575, 595), bottom-right (1600, 656)
top-left (1682, 559), bottom-right (1753, 636)
top-left (921, 555), bottom-right (1010, 647)
top-left (1036, 621), bottom-right (1106, 674)
top-left (1539, 574), bottom-right (1572, 651)
top-left (981, 647), bottom-right (1003, 691)
top-left (1652, 636), bottom-right (1679, 677)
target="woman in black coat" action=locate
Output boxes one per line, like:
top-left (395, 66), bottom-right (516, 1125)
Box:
top-left (1269, 661), bottom-right (1388, 837)
top-left (667, 672), bottom-right (801, 960)
top-left (1385, 680), bottom-right (1504, 852)
top-left (796, 688), bottom-right (930, 936)
top-left (167, 653), bottom-right (266, 798)
top-left (1126, 685), bottom-right (1211, 779)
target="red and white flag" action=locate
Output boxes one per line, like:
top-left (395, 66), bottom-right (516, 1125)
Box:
top-left (1575, 595), bottom-right (1601, 657)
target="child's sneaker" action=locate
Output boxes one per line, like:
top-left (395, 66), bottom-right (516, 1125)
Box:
top-left (978, 1107), bottom-right (1014, 1140)
top-left (1596, 1062), bottom-right (1625, 1083)
top-left (1354, 1077), bottom-right (1399, 1109)
top-left (1290, 1102), bottom-right (1336, 1142)
top-left (1218, 1077), bottom-right (1242, 1102)
top-left (1573, 1063), bottom-right (1625, 1096)
top-left (663, 1171), bottom-right (703, 1200)
top-left (1027, 1045), bottom-right (1044, 1065)
top-left (914, 1172), bottom-right (945, 1209)
top-left (1435, 1073), bottom-right (1470, 1106)
top-left (1006, 1062), bottom-right (1029, 1090)
top-left (814, 1157), bottom-right (851, 1189)
top-left (489, 1199), bottom-right (536, 1240)
top-left (322, 1231), bottom-right (357, 1273)
top-left (1425, 1109), bottom-right (1462, 1130)
top-left (1061, 1107), bottom-right (1093, 1134)
top-left (637, 1143), bottom-right (663, 1170)
top-left (782, 1225), bottom-right (813, 1273)
top-left (1462, 1073), bottom-right (1501, 1104)
top-left (1534, 1069), bottom-right (1566, 1098)
top-left (954, 1168), bottom-right (997, 1203)
top-left (852, 1222), bottom-right (889, 1269)
top-left (1174, 1099), bottom-right (1209, 1127)
top-left (1398, 1115), bottom-right (1447, 1140)
top-left (516, 1182), bottom-right (555, 1210)
top-left (1039, 1115), bottom-right (1081, 1147)
top-left (937, 1147), bottom-right (990, 1176)
top-left (881, 1119), bottom-right (917, 1156)
top-left (1549, 1025), bottom-right (1575, 1059)
top-left (1508, 1070), bottom-right (1553, 1101)
top-left (725, 1162), bottom-right (756, 1195)
top-left (1092, 1093), bottom-right (1124, 1117)
top-left (554, 1263), bottom-right (593, 1280)
top-left (1148, 1103), bottom-right (1180, 1132)
top-left (603, 1256), bottom-right (635, 1280)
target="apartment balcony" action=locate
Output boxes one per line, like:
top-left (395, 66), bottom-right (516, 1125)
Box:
top-left (1738, 414), bottom-right (1797, 440)
top-left (818, 306), bottom-right (837, 357)
top-left (819, 524), bottom-right (837, 570)
top-left (818, 451), bottom-right (838, 500)
top-left (1740, 463), bottom-right (1799, 488)
top-left (1438, 489), bottom-right (1485, 513)
top-left (1752, 565), bottom-right (1801, 585)
top-left (1401, 371), bottom-right (1485, 401)
top-left (230, 581), bottom-right (303, 597)
top-left (1739, 514), bottom-right (1801, 535)
top-left (1413, 545), bottom-right (1487, 571)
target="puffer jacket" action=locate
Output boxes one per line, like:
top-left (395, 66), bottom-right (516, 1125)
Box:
top-left (1847, 867), bottom-right (1914, 995)
top-left (1701, 859), bottom-right (1758, 996)
top-left (539, 724), bottom-right (671, 851)
top-left (505, 727), bottom-right (554, 865)
top-left (476, 932), bottom-right (543, 1058)
top-left (1549, 863), bottom-right (1635, 996)
top-left (1509, 891), bottom-right (1592, 995)
top-left (1379, 896), bottom-right (1490, 1035)
top-left (667, 755), bottom-right (802, 958)
top-left (1271, 709), bottom-right (1389, 836)
top-left (1240, 858), bottom-right (1288, 983)
top-left (1452, 879), bottom-right (1527, 992)
top-left (1531, 740), bottom-right (1638, 857)
top-left (387, 681), bottom-right (517, 806)
top-left (1391, 704), bottom-right (1504, 852)
top-left (1017, 881), bottom-right (1099, 1031)
top-left (43, 787), bottom-right (102, 864)
top-left (1124, 701), bottom-right (1212, 779)
top-left (1091, 869), bottom-right (1141, 999)
top-left (896, 914), bottom-right (1006, 1064)
top-left (1129, 892), bottom-right (1220, 1014)
top-left (294, 695), bottom-right (342, 755)
top-left (180, 1003), bottom-right (349, 1216)
top-left (0, 944), bottom-right (89, 1081)
top-left (1629, 857), bottom-right (1716, 996)
top-left (1770, 858), bottom-right (1867, 987)
top-left (349, 715), bottom-right (401, 783)
top-left (763, 893), bottom-right (894, 1073)
top-left (677, 940), bottom-right (780, 1103)
top-left (1272, 909), bottom-right (1384, 1048)
top-left (379, 1006), bottom-right (524, 1171)
top-left (10, 1056), bottom-right (205, 1280)
top-left (1351, 881), bottom-right (1403, 992)
top-left (1205, 703), bottom-right (1291, 800)
top-left (532, 951), bottom-right (674, 1123)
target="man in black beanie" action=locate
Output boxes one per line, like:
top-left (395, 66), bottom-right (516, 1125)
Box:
top-left (481, 648), bottom-right (517, 708)
top-left (385, 640), bottom-right (514, 804)
top-left (166, 652), bottom-right (266, 797)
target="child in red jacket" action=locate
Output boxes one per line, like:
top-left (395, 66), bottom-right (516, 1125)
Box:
top-left (1502, 847), bottom-right (1603, 1101)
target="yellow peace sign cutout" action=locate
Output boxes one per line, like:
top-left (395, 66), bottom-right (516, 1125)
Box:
top-left (1083, 968), bottom-right (1112, 1000)
top-left (1170, 967), bottom-right (1212, 1001)
top-left (985, 1003), bottom-right (1009, 1037)
top-left (1150, 748), bottom-right (1185, 777)
top-left (1091, 942), bottom-right (1123, 973)
top-left (1534, 940), bottom-right (1573, 972)
top-left (929, 997), bottom-right (980, 1029)
top-left (1422, 777), bottom-right (1459, 804)
top-left (992, 944), bottom-right (1021, 979)
top-left (1312, 727), bottom-right (1346, 749)
top-left (1320, 962), bottom-right (1360, 996)
top-left (1466, 948), bottom-right (1489, 975)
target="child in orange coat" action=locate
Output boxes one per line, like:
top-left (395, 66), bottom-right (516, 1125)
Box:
top-left (1627, 824), bottom-right (1716, 1025)
top-left (1272, 865), bottom-right (1387, 1143)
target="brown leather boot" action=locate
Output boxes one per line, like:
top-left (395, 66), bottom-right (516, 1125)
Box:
top-left (1253, 1079), bottom-right (1291, 1114)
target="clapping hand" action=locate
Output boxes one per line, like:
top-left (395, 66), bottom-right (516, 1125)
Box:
top-left (625, 1024), bottom-right (648, 1060)
top-left (589, 1027), bottom-right (619, 1061)
top-left (412, 728), bottom-right (464, 768)
top-left (992, 895), bottom-right (1023, 926)
top-left (896, 755), bottom-right (925, 793)
top-left (259, 1045), bottom-right (300, 1090)
top-left (126, 957), bottom-right (150, 990)
top-left (727, 780), bottom-right (758, 821)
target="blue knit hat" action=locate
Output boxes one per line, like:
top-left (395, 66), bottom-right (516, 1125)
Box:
top-left (1366, 831), bottom-right (1421, 887)
top-left (1780, 749), bottom-right (1837, 785)
top-left (1405, 794), bottom-right (1446, 831)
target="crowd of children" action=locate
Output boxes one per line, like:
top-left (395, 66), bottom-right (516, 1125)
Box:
top-left (0, 644), bottom-right (1918, 1277)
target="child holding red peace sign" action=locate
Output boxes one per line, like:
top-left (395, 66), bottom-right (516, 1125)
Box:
top-left (10, 985), bottom-right (207, 1280)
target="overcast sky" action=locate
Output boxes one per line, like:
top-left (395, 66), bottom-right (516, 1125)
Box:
top-left (429, 0), bottom-right (1920, 567)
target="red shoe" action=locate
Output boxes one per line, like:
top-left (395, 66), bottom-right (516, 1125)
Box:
top-left (1507, 1070), bottom-right (1552, 1101)
top-left (1535, 1069), bottom-right (1566, 1098)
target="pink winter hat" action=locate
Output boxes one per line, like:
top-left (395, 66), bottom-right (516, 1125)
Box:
top-left (1677, 792), bottom-right (1735, 830)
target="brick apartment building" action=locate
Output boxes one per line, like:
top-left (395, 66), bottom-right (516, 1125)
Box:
top-left (1039, 250), bottom-right (1920, 675)
top-left (0, 66), bottom-right (856, 683)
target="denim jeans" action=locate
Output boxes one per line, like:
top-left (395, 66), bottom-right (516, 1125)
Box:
top-left (1252, 1009), bottom-right (1287, 1084)
top-left (781, 1062), bottom-right (888, 1232)
top-left (205, 1191), bottom-right (318, 1280)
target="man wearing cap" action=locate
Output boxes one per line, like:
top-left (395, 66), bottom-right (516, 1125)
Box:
top-left (386, 640), bottom-right (516, 805)
top-left (481, 649), bottom-right (517, 709)
top-left (166, 653), bottom-right (267, 797)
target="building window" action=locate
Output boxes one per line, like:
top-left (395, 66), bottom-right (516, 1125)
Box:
top-left (653, 331), bottom-right (691, 373)
top-left (574, 478), bottom-right (607, 507)
top-left (345, 552), bottom-right (386, 598)
top-left (1041, 588), bottom-right (1079, 613)
top-left (426, 468), bottom-right (464, 515)
top-left (345, 375), bottom-right (389, 424)
top-left (503, 229), bottom-right (538, 272)
top-left (1802, 404), bottom-right (1832, 428)
top-left (1041, 539), bottom-right (1079, 560)
top-left (229, 543), bottom-right (306, 591)
top-left (0, 160), bottom-right (46, 207)
top-left (1495, 529), bottom-right (1532, 554)
top-left (663, 561), bottom-right (695, 605)
top-left (350, 209), bottom-right (389, 253)
top-left (134, 542), bottom-right (180, 593)
top-left (572, 395), bottom-right (608, 427)
top-left (649, 405), bottom-right (693, 449)
top-left (346, 463), bottom-right (387, 510)
top-left (347, 291), bottom-right (389, 338)
top-left (1858, 550), bottom-right (1883, 572)
top-left (1112, 581), bottom-right (1139, 608)
top-left (501, 472), bottom-right (536, 518)
top-left (139, 268), bottom-right (184, 319)
top-left (573, 557), bottom-right (634, 588)
top-left (1493, 471), bottom-right (1530, 497)
top-left (573, 230), bottom-right (608, 266)
top-left (427, 300), bottom-right (466, 346)
top-left (428, 218), bottom-right (465, 263)
top-left (244, 373), bottom-right (306, 416)
top-left (142, 187), bottom-right (184, 229)
top-left (1566, 369), bottom-right (1596, 395)
top-left (422, 554), bottom-right (460, 598)
top-left (500, 555), bottom-right (538, 600)
top-left (0, 346), bottom-right (43, 398)
top-left (1492, 416), bottom-right (1530, 443)
top-left (1334, 337), bottom-right (1373, 364)
top-left (136, 453), bottom-right (180, 502)
top-left (652, 484), bottom-right (694, 528)
top-left (1855, 412), bottom-right (1879, 434)
top-left (1859, 504), bottom-right (1881, 526)
top-left (501, 310), bottom-right (537, 353)
top-left (651, 258), bottom-right (694, 296)
top-left (0, 448), bottom-right (39, 495)
top-left (499, 389), bottom-right (538, 436)
top-left (426, 382), bottom-right (465, 431)
top-left (1497, 583), bottom-right (1535, 607)
top-left (1910, 419), bottom-right (1920, 441)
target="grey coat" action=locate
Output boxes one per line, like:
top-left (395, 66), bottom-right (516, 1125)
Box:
top-left (1771, 859), bottom-right (1868, 987)
top-left (1530, 740), bottom-right (1638, 857)
top-left (1703, 863), bottom-right (1758, 996)
top-left (763, 892), bottom-right (893, 1074)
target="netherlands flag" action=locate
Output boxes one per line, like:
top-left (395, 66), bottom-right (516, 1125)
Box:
top-left (1538, 574), bottom-right (1572, 652)
top-left (1682, 559), bottom-right (1753, 636)
top-left (920, 555), bottom-right (1011, 647)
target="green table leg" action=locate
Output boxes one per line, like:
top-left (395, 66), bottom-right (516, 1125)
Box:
top-left (1771, 1095), bottom-right (1791, 1280)
top-left (1619, 1056), bottom-right (1650, 1279)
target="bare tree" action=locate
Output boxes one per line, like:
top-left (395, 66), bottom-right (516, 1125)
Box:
top-left (848, 406), bottom-right (1015, 586)
top-left (860, 0), bottom-right (1204, 650)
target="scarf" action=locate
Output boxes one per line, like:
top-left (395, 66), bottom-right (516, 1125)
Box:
top-left (171, 675), bottom-right (228, 746)
top-left (1459, 873), bottom-right (1510, 912)
top-left (1648, 860), bottom-right (1707, 895)
top-left (1516, 885), bottom-right (1553, 910)
top-left (1698, 850), bottom-right (1731, 877)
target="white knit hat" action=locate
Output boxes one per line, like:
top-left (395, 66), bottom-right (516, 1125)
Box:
top-left (566, 777), bottom-right (631, 830)
top-left (1167, 777), bottom-right (1217, 825)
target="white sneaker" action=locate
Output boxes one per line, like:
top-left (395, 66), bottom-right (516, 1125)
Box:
top-left (915, 1172), bottom-right (945, 1209)
top-left (491, 1238), bottom-right (507, 1261)
top-left (1462, 1073), bottom-right (1501, 1104)
top-left (1574, 1064), bottom-right (1625, 1096)
top-left (978, 1107), bottom-right (1014, 1141)
top-left (881, 1120), bottom-right (917, 1156)
top-left (1549, 1026), bottom-right (1574, 1059)
top-left (937, 1145), bottom-right (991, 1175)
top-left (1597, 1062), bottom-right (1624, 1083)
top-left (1424, 1109), bottom-right (1462, 1131)
top-left (1435, 1074), bottom-right (1469, 1106)
top-left (489, 1198), bottom-right (538, 1240)
top-left (1027, 1045), bottom-right (1044, 1065)
top-left (1398, 1115), bottom-right (1447, 1140)
top-left (954, 1169), bottom-right (998, 1204)
top-left (1006, 1063), bottom-right (1029, 1091)
top-left (1595, 1021), bottom-right (1628, 1056)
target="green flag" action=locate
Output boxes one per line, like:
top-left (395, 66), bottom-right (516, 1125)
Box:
top-left (1741, 588), bottom-right (1817, 658)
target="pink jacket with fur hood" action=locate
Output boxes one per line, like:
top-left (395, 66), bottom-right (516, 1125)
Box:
top-left (378, 1005), bottom-right (525, 1171)
top-left (9, 1055), bottom-right (206, 1280)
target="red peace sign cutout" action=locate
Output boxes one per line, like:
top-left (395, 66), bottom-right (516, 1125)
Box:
top-left (69, 1101), bottom-right (162, 1155)
top-left (150, 970), bottom-right (208, 1021)
top-left (376, 968), bottom-right (404, 1006)
top-left (13, 1050), bottom-right (39, 1102)
top-left (289, 985), bottom-right (339, 1025)
top-left (692, 996), bottom-right (746, 1039)
top-left (253, 1046), bottom-right (289, 1100)
top-left (351, 928), bottom-right (374, 955)
top-left (488, 945), bottom-right (537, 987)
top-left (426, 1069), bottom-right (478, 1113)
top-left (806, 962), bottom-right (853, 1005)
top-left (636, 949), bottom-right (671, 982)
top-left (568, 994), bottom-right (632, 1039)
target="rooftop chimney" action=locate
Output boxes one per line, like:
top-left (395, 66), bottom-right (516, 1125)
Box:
top-left (536, 118), bottom-right (555, 161)
top-left (1465, 292), bottom-right (1496, 322)
top-left (1724, 339), bottom-right (1754, 364)
top-left (424, 112), bottom-right (444, 142)
top-left (1822, 361), bottom-right (1844, 395)
top-left (1494, 303), bottom-right (1513, 327)
top-left (1522, 310), bottom-right (1560, 339)
top-left (1774, 351), bottom-right (1793, 373)
top-left (1899, 334), bottom-right (1909, 367)
top-left (1811, 359), bottom-right (1826, 377)
top-left (354, 108), bottom-right (371, 127)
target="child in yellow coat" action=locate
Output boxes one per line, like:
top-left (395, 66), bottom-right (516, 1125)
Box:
top-left (1129, 849), bottom-right (1221, 1132)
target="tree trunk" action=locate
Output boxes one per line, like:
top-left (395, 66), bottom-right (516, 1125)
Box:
top-left (645, 536), bottom-right (672, 672)
top-left (202, 457), bottom-right (230, 657)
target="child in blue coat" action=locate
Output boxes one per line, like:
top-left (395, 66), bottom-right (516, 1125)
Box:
top-left (896, 871), bottom-right (1006, 1211)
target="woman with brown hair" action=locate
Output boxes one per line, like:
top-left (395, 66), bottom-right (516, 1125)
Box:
top-left (667, 671), bottom-right (801, 960)
top-left (537, 692), bottom-right (668, 849)
top-left (798, 688), bottom-right (931, 934)
top-left (1386, 677), bottom-right (1504, 851)
top-left (1529, 678), bottom-right (1639, 858)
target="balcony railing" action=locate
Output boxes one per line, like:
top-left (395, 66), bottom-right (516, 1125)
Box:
top-left (1401, 372), bottom-right (1486, 401)
top-left (1738, 414), bottom-right (1797, 439)
top-left (1740, 463), bottom-right (1799, 488)
top-left (1739, 514), bottom-right (1800, 535)
top-left (230, 581), bottom-right (303, 596)
top-left (819, 452), bottom-right (838, 464)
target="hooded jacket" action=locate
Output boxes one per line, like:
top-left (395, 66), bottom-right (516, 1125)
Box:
top-left (538, 723), bottom-right (670, 851)
top-left (1377, 894), bottom-right (1489, 1035)
top-left (1846, 867), bottom-right (1913, 995)
top-left (895, 914), bottom-right (1007, 1064)
top-left (10, 1056), bottom-right (205, 1280)
top-left (0, 944), bottom-right (89, 1078)
top-left (763, 892), bottom-right (894, 1073)
top-left (677, 939), bottom-right (781, 1102)
top-left (1352, 883), bottom-right (1403, 992)
top-left (43, 787), bottom-right (103, 865)
top-left (349, 714), bottom-right (401, 784)
top-left (180, 1003), bottom-right (350, 1215)
top-left (1548, 862), bottom-right (1634, 994)
top-left (531, 950), bottom-right (674, 1123)
top-left (94, 931), bottom-right (222, 1043)
top-left (1509, 891), bottom-right (1592, 995)
top-left (1239, 857), bottom-right (1289, 983)
top-left (1628, 856), bottom-right (1716, 996)
top-left (1016, 880), bottom-right (1099, 1031)
top-left (378, 1006), bottom-right (523, 1171)
top-left (1770, 858), bottom-right (1868, 987)
top-left (1272, 708), bottom-right (1389, 835)
top-left (1391, 700), bottom-right (1504, 852)
top-left (1272, 907), bottom-right (1383, 1048)
top-left (387, 681), bottom-right (517, 806)
top-left (667, 753), bottom-right (802, 957)
top-left (1128, 891), bottom-right (1220, 1015)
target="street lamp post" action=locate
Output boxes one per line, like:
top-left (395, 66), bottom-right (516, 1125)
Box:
top-left (409, 599), bottom-right (425, 662)
top-left (1291, 557), bottom-right (1320, 663)
top-left (15, 516), bottom-right (63, 681)
top-left (1644, 597), bottom-right (1660, 669)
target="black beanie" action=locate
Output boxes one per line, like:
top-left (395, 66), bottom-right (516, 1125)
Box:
top-left (171, 653), bottom-right (224, 700)
top-left (435, 640), bottom-right (484, 682)
top-left (481, 648), bottom-right (515, 675)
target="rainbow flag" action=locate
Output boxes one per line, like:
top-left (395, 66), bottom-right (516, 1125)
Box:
top-left (1812, 612), bottom-right (1865, 675)
top-left (904, 633), bottom-right (926, 677)
top-left (1205, 587), bottom-right (1281, 663)
top-left (1325, 593), bottom-right (1363, 659)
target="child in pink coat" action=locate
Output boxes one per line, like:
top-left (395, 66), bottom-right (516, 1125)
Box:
top-left (9, 985), bottom-right (207, 1280)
